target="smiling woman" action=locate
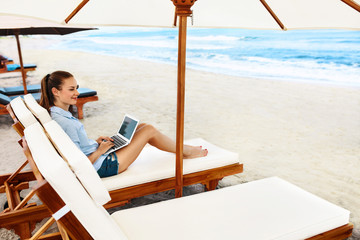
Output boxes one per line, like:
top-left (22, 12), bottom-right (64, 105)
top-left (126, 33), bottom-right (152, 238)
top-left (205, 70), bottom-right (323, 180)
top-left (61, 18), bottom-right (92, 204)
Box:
top-left (39, 70), bottom-right (208, 178)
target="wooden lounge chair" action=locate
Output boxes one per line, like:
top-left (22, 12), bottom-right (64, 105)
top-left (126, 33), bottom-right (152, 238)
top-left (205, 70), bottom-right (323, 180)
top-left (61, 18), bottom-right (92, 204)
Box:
top-left (19, 120), bottom-right (355, 239)
top-left (0, 55), bottom-right (14, 66)
top-left (1, 95), bottom-right (243, 238)
top-left (4, 63), bottom-right (37, 72)
top-left (0, 63), bottom-right (36, 75)
top-left (22, 93), bottom-right (243, 204)
top-left (0, 61), bottom-right (37, 102)
top-left (0, 87), bottom-right (98, 119)
top-left (0, 84), bottom-right (42, 95)
top-left (0, 96), bottom-right (50, 239)
top-left (0, 92), bottom-right (97, 238)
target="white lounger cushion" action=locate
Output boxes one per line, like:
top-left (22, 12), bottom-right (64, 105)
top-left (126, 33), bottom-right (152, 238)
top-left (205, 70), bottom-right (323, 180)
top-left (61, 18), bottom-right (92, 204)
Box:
top-left (23, 93), bottom-right (52, 124)
top-left (103, 138), bottom-right (239, 191)
top-left (43, 120), bottom-right (111, 205)
top-left (10, 97), bottom-right (37, 128)
top-left (24, 122), bottom-right (128, 240)
top-left (113, 177), bottom-right (350, 240)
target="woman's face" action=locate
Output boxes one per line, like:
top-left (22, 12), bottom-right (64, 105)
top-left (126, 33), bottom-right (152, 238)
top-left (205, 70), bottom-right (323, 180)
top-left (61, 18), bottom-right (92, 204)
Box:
top-left (53, 77), bottom-right (79, 108)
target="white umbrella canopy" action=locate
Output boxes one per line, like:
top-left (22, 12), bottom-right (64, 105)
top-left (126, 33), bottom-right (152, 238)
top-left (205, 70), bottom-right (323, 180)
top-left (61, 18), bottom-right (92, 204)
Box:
top-left (1, 0), bottom-right (359, 197)
top-left (1, 0), bottom-right (360, 29)
top-left (195, 0), bottom-right (360, 29)
top-left (0, 0), bottom-right (174, 27)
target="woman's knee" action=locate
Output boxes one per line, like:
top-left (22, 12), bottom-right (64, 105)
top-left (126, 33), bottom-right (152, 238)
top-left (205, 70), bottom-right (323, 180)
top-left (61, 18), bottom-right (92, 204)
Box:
top-left (141, 123), bottom-right (158, 136)
top-left (137, 123), bottom-right (147, 130)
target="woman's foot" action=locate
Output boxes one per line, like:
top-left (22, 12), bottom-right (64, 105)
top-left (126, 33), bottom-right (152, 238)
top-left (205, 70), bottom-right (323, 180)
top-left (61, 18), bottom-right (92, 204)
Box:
top-left (183, 145), bottom-right (208, 159)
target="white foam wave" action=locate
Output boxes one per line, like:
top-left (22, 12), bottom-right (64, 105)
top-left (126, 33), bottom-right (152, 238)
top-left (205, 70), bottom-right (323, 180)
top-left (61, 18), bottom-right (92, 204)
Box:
top-left (85, 37), bottom-right (231, 50)
top-left (187, 44), bottom-right (231, 50)
top-left (187, 35), bottom-right (241, 42)
top-left (187, 55), bottom-right (360, 87)
top-left (89, 37), bottom-right (177, 49)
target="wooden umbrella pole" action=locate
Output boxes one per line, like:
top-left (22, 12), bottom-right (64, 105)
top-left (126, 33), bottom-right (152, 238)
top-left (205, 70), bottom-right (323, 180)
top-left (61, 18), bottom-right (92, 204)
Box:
top-left (15, 32), bottom-right (28, 94)
top-left (175, 15), bottom-right (187, 198)
top-left (172, 0), bottom-right (196, 198)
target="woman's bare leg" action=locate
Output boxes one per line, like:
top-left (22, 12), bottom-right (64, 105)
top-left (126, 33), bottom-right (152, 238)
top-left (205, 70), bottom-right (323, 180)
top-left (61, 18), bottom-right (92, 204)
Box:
top-left (114, 124), bottom-right (207, 173)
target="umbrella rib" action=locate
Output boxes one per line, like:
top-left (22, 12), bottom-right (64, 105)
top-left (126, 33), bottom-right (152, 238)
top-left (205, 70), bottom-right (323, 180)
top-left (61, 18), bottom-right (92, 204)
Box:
top-left (173, 10), bottom-right (178, 27)
top-left (341, 0), bottom-right (360, 12)
top-left (65, 0), bottom-right (89, 23)
top-left (259, 0), bottom-right (286, 30)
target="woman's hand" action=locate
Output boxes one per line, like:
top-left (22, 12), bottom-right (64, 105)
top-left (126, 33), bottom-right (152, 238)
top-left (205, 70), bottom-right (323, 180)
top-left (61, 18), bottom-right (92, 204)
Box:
top-left (96, 136), bottom-right (113, 145)
top-left (97, 140), bottom-right (115, 155)
top-left (87, 137), bottom-right (114, 164)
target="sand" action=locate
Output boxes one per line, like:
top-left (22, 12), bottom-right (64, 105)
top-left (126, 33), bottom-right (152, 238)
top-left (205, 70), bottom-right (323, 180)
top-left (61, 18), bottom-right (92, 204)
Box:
top-left (0, 37), bottom-right (359, 239)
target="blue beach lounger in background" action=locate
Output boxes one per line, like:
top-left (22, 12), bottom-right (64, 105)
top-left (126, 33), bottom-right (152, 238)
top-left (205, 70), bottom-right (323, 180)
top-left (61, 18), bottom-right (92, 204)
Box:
top-left (0, 87), bottom-right (98, 119)
top-left (0, 84), bottom-right (42, 95)
top-left (5, 63), bottom-right (37, 72)
top-left (0, 63), bottom-right (37, 75)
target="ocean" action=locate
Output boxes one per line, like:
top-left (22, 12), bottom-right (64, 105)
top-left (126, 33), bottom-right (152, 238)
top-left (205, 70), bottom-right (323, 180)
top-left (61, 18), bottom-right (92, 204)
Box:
top-left (48, 27), bottom-right (360, 87)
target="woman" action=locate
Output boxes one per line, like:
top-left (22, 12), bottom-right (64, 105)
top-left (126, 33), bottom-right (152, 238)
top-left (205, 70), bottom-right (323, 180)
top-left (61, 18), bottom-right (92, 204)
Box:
top-left (40, 71), bottom-right (208, 178)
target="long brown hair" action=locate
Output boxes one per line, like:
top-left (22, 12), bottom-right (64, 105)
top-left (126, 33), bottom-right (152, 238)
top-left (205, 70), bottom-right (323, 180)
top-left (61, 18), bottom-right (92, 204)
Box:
top-left (40, 71), bottom-right (74, 112)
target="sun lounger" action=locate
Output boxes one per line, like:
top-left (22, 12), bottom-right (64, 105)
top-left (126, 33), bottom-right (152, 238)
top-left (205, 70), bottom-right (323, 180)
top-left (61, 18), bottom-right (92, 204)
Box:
top-left (5, 63), bottom-right (37, 72)
top-left (0, 84), bottom-right (41, 95)
top-left (0, 63), bottom-right (36, 74)
top-left (18, 94), bottom-right (243, 202)
top-left (0, 86), bottom-right (98, 119)
top-left (21, 120), bottom-right (354, 239)
top-left (0, 97), bottom-right (48, 239)
top-left (1, 95), bottom-right (243, 238)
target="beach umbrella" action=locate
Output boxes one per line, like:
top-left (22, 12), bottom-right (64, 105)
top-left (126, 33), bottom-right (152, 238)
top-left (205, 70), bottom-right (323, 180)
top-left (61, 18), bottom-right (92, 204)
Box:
top-left (0, 14), bottom-right (95, 94)
top-left (1, 0), bottom-right (359, 197)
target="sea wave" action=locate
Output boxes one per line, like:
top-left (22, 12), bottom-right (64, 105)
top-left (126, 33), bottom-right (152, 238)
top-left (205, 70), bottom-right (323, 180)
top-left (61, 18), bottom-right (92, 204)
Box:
top-left (46, 27), bottom-right (360, 87)
top-left (187, 55), bottom-right (360, 86)
top-left (89, 37), bottom-right (176, 49)
top-left (187, 35), bottom-right (241, 41)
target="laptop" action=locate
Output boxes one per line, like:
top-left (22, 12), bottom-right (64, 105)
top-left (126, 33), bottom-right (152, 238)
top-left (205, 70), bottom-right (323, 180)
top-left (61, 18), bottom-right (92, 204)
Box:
top-left (105, 114), bottom-right (139, 154)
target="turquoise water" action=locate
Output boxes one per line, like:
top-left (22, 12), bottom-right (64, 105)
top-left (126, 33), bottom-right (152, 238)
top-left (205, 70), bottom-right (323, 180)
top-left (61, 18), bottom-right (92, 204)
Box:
top-left (51, 27), bottom-right (360, 87)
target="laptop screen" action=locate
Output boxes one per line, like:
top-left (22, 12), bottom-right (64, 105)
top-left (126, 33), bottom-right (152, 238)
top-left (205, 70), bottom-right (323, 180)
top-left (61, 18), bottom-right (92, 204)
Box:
top-left (118, 116), bottom-right (138, 140)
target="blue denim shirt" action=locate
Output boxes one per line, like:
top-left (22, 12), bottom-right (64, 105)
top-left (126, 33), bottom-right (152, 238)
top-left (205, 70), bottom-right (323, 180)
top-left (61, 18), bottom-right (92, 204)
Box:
top-left (50, 106), bottom-right (107, 170)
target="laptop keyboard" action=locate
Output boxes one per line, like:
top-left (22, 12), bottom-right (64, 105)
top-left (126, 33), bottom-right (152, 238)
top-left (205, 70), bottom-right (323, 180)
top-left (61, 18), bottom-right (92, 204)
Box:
top-left (112, 135), bottom-right (127, 148)
top-left (105, 135), bottom-right (127, 154)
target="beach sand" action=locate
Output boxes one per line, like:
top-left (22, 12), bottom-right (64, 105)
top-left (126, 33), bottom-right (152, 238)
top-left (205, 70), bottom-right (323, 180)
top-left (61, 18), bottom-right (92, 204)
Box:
top-left (0, 37), bottom-right (359, 239)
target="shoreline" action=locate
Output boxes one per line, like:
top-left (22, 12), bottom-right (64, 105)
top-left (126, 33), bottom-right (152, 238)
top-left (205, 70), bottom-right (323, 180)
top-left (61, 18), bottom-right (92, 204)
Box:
top-left (1, 37), bottom-right (359, 238)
